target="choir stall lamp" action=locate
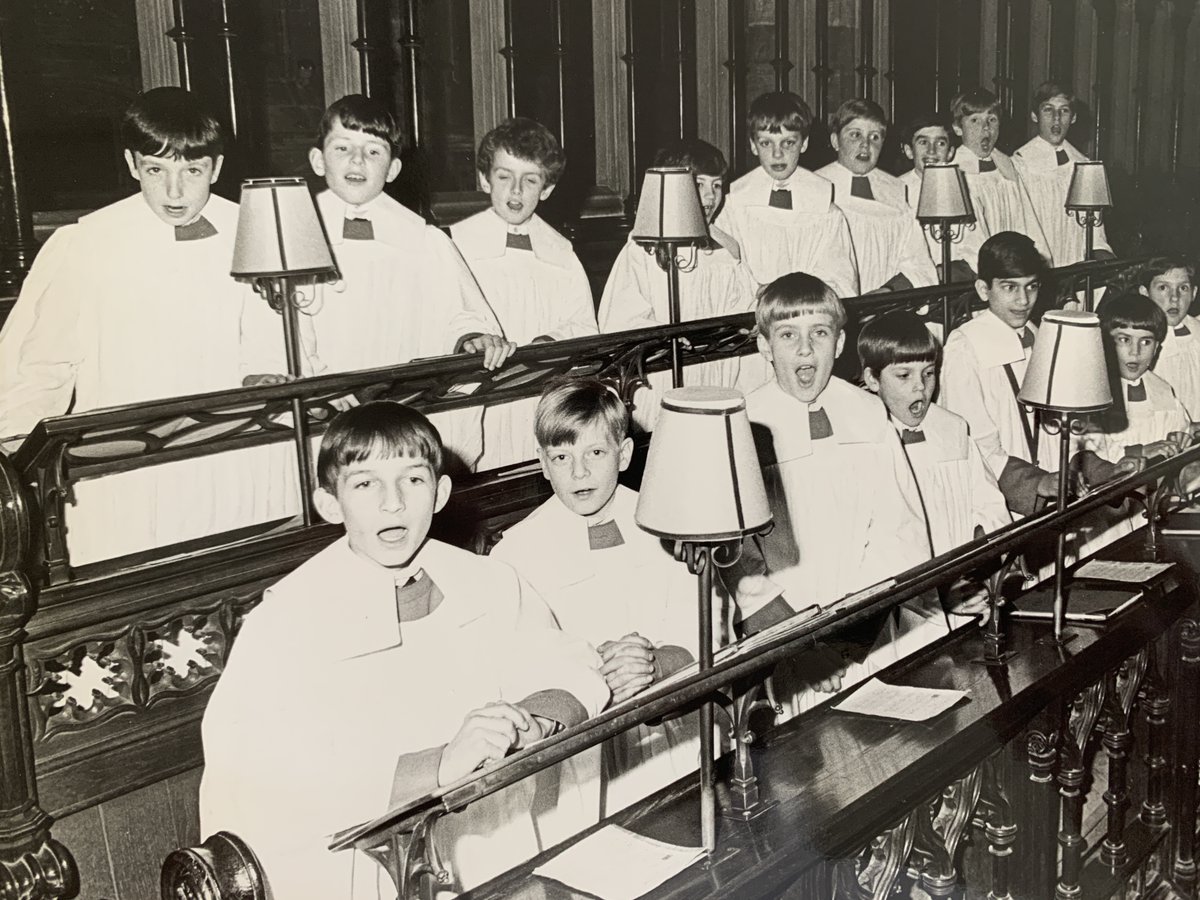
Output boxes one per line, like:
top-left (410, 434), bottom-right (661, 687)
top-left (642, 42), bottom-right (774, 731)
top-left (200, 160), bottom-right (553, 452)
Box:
top-left (1018, 310), bottom-right (1112, 643)
top-left (231, 177), bottom-right (340, 526)
top-left (1065, 161), bottom-right (1114, 312)
top-left (630, 167), bottom-right (711, 388)
top-left (635, 387), bottom-right (773, 853)
top-left (916, 164), bottom-right (976, 337)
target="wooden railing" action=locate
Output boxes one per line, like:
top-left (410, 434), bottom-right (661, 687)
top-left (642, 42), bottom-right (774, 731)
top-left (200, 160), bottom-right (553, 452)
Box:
top-left (0, 258), bottom-right (1146, 899)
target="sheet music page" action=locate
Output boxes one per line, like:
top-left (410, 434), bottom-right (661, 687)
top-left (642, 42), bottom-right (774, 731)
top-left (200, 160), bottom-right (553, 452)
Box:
top-left (1074, 560), bottom-right (1173, 583)
top-left (533, 825), bottom-right (705, 900)
top-left (833, 678), bottom-right (968, 722)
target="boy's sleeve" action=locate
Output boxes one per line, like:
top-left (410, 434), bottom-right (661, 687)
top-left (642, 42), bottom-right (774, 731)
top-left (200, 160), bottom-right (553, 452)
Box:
top-left (966, 438), bottom-right (1014, 536)
top-left (940, 338), bottom-right (1009, 480)
top-left (0, 229), bottom-right (83, 441)
top-left (815, 209), bottom-right (861, 299)
top-left (869, 437), bottom-right (934, 571)
top-left (897, 218), bottom-right (939, 289)
top-left (1015, 174), bottom-right (1055, 267)
top-left (598, 243), bottom-right (661, 333)
top-left (541, 254), bottom-right (599, 342)
top-left (718, 534), bottom-right (794, 636)
top-left (419, 227), bottom-right (506, 352)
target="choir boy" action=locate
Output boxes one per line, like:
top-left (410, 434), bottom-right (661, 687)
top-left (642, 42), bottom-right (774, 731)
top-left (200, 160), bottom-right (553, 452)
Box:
top-left (716, 91), bottom-right (859, 297)
top-left (599, 140), bottom-right (763, 430)
top-left (200, 401), bottom-right (608, 900)
top-left (452, 118), bottom-right (598, 468)
top-left (1141, 257), bottom-right (1200, 419)
top-left (951, 89), bottom-right (1053, 265)
top-left (859, 310), bottom-right (1012, 558)
top-left (899, 113), bottom-right (991, 281)
top-left (816, 99), bottom-right (938, 292)
top-left (940, 232), bottom-right (1061, 515)
top-left (1013, 82), bottom-right (1115, 266)
top-left (240, 94), bottom-right (514, 475)
top-left (725, 273), bottom-right (946, 716)
top-left (0, 87), bottom-right (251, 564)
top-left (492, 377), bottom-right (711, 835)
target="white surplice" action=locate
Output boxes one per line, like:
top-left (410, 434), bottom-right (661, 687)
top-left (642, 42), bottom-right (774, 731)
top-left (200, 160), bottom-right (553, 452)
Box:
top-left (900, 167), bottom-right (992, 276)
top-left (597, 233), bottom-right (765, 431)
top-left (492, 486), bottom-right (720, 837)
top-left (815, 163), bottom-right (938, 293)
top-left (715, 166), bottom-right (859, 298)
top-left (956, 149), bottom-right (1054, 266)
top-left (450, 209), bottom-right (598, 470)
top-left (1153, 316), bottom-right (1200, 420)
top-left (941, 310), bottom-right (1065, 481)
top-left (893, 403), bottom-right (1012, 556)
top-left (727, 377), bottom-right (946, 716)
top-left (1013, 137), bottom-right (1112, 266)
top-left (200, 537), bottom-right (609, 900)
top-left (0, 194), bottom-right (262, 564)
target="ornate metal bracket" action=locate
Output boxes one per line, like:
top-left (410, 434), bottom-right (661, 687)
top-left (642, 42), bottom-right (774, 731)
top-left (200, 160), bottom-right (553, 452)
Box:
top-left (365, 809), bottom-right (450, 900)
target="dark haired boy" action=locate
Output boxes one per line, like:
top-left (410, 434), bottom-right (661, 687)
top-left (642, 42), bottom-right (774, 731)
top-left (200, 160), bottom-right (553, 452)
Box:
top-left (716, 91), bottom-right (858, 298)
top-left (1013, 82), bottom-right (1114, 265)
top-left (815, 99), bottom-right (937, 292)
top-left (1140, 257), bottom-right (1200, 418)
top-left (859, 312), bottom-right (1010, 567)
top-left (726, 273), bottom-right (945, 715)
top-left (200, 401), bottom-right (608, 899)
top-left (0, 87), bottom-right (250, 564)
top-left (951, 89), bottom-right (1052, 265)
top-left (600, 140), bottom-right (763, 429)
top-left (899, 113), bottom-right (991, 281)
top-left (492, 377), bottom-right (711, 836)
top-left (941, 231), bottom-right (1059, 514)
top-left (240, 94), bottom-right (514, 473)
top-left (451, 117), bottom-right (597, 469)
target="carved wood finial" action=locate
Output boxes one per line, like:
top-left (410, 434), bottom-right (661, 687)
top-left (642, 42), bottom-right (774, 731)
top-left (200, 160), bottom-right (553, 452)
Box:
top-left (160, 832), bottom-right (265, 900)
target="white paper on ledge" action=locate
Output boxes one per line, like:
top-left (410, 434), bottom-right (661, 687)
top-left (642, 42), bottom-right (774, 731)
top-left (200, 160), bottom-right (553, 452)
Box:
top-left (833, 678), bottom-right (968, 722)
top-left (533, 824), bottom-right (705, 900)
top-left (1074, 559), bottom-right (1173, 583)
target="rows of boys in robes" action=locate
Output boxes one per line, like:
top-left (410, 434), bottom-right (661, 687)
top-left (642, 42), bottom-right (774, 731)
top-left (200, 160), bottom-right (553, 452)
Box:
top-left (492, 379), bottom-right (717, 843)
top-left (200, 402), bottom-right (610, 900)
top-left (239, 94), bottom-right (517, 505)
top-left (598, 140), bottom-right (764, 431)
top-left (722, 274), bottom-right (949, 717)
top-left (0, 88), bottom-right (262, 565)
top-left (450, 118), bottom-right (598, 469)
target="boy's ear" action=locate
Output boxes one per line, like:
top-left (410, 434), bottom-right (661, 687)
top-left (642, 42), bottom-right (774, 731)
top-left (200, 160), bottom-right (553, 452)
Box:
top-left (535, 447), bottom-right (553, 482)
top-left (1030, 110), bottom-right (1039, 126)
top-left (1138, 284), bottom-right (1149, 297)
top-left (974, 278), bottom-right (991, 305)
top-left (901, 144), bottom-right (915, 162)
top-left (209, 155), bottom-right (224, 185)
top-left (862, 367), bottom-right (881, 392)
top-left (477, 171), bottom-right (491, 193)
top-left (835, 330), bottom-right (846, 359)
top-left (434, 474), bottom-right (452, 514)
top-left (800, 135), bottom-right (810, 154)
top-left (830, 132), bottom-right (841, 153)
top-left (617, 436), bottom-right (634, 472)
top-left (952, 123), bottom-right (964, 138)
top-left (539, 182), bottom-right (556, 202)
top-left (385, 157), bottom-right (402, 184)
top-left (946, 145), bottom-right (957, 162)
top-left (124, 150), bottom-right (140, 182)
top-left (313, 487), bottom-right (344, 525)
top-left (309, 147), bottom-right (327, 178)
top-left (756, 331), bottom-right (774, 363)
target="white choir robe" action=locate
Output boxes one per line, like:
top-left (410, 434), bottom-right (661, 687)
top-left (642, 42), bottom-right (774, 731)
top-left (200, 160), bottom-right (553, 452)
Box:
top-left (199, 537), bottom-right (609, 900)
top-left (450, 209), bottom-right (598, 470)
top-left (901, 167), bottom-right (992, 277)
top-left (597, 231), bottom-right (765, 431)
top-left (715, 166), bottom-right (859, 298)
top-left (1013, 137), bottom-right (1112, 266)
top-left (815, 163), bottom-right (938, 292)
top-left (1153, 316), bottom-right (1200, 420)
top-left (1077, 373), bottom-right (1192, 554)
top-left (0, 194), bottom-right (261, 565)
top-left (956, 150), bottom-right (1054, 266)
top-left (941, 310), bottom-right (1066, 484)
top-left (727, 377), bottom-right (947, 717)
top-left (240, 190), bottom-right (503, 512)
top-left (492, 486), bottom-right (721, 839)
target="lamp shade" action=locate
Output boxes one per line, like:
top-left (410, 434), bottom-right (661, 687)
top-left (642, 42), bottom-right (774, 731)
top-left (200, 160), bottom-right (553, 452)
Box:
top-left (231, 177), bottom-right (338, 278)
top-left (630, 167), bottom-right (710, 244)
top-left (916, 164), bottom-right (975, 222)
top-left (1065, 161), bottom-right (1113, 211)
top-left (1018, 310), bottom-right (1113, 413)
top-left (635, 387), bottom-right (772, 541)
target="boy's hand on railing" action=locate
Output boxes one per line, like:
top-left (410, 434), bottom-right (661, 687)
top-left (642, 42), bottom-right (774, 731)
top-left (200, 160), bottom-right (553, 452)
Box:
top-left (438, 702), bottom-right (538, 785)
top-left (460, 333), bottom-right (517, 370)
top-left (597, 633), bottom-right (656, 704)
top-left (242, 373), bottom-right (294, 387)
top-left (795, 642), bottom-right (847, 693)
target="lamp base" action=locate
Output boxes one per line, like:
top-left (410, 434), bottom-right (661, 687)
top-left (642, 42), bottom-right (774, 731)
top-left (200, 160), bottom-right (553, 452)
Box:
top-left (1036, 631), bottom-right (1079, 648)
top-left (972, 649), bottom-right (1018, 667)
top-left (719, 796), bottom-right (778, 822)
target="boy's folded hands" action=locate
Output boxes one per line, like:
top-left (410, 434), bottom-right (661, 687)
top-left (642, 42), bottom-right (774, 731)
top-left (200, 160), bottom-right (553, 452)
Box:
top-left (438, 701), bottom-right (548, 785)
top-left (597, 633), bottom-right (657, 704)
